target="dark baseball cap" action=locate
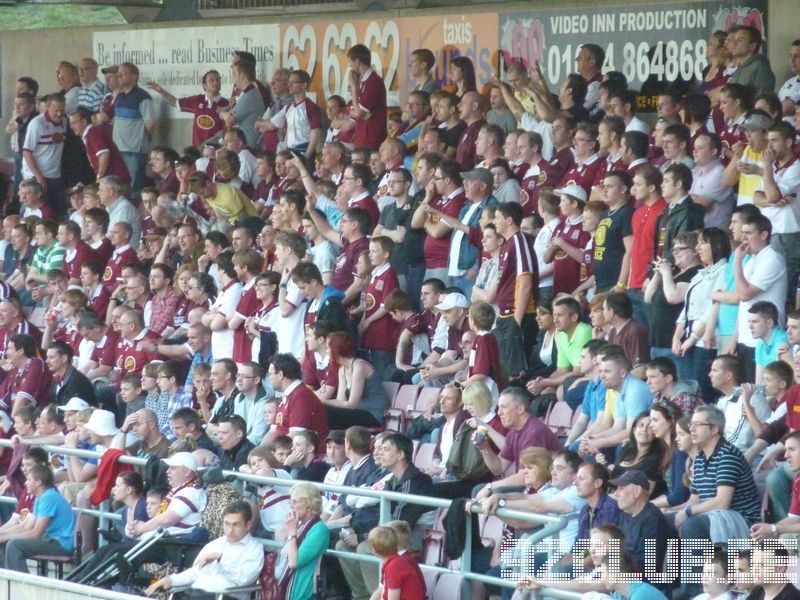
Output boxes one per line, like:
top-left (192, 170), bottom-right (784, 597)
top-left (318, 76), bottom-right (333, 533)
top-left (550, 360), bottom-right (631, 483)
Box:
top-left (609, 469), bottom-right (650, 490)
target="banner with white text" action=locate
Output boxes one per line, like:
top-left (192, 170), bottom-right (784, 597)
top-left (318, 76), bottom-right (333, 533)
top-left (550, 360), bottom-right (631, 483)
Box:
top-left (93, 24), bottom-right (280, 118)
top-left (499, 2), bottom-right (767, 110)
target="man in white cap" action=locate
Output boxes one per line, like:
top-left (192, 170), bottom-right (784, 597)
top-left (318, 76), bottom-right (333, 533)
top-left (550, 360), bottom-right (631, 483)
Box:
top-left (417, 292), bottom-right (471, 386)
top-left (128, 452), bottom-right (207, 539)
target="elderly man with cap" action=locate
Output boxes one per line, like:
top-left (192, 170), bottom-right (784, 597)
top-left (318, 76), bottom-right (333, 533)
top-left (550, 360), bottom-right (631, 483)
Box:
top-left (128, 452), bottom-right (207, 539)
top-left (610, 469), bottom-right (669, 579)
top-left (416, 292), bottom-right (472, 387)
top-left (425, 167), bottom-right (498, 298)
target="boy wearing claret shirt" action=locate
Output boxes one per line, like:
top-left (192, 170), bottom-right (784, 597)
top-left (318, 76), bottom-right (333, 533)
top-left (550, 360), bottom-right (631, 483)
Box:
top-left (465, 302), bottom-right (504, 398)
top-left (545, 184), bottom-right (592, 296)
top-left (358, 236), bottom-right (399, 376)
top-left (369, 525), bottom-right (425, 600)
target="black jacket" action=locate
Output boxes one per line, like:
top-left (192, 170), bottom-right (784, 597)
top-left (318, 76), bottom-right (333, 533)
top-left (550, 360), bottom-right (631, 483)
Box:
top-left (56, 367), bottom-right (97, 407)
top-left (219, 438), bottom-right (255, 471)
top-left (653, 197), bottom-right (705, 262)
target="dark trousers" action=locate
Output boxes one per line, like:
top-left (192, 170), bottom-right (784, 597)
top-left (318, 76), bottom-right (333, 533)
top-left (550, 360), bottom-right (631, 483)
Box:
top-left (325, 406), bottom-right (381, 430)
top-left (736, 343), bottom-right (757, 383)
top-left (495, 314), bottom-right (538, 381)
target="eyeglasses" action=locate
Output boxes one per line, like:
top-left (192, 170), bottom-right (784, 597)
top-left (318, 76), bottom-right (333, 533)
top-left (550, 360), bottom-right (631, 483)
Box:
top-left (236, 374), bottom-right (257, 380)
top-left (689, 421), bottom-right (713, 429)
top-left (157, 374), bottom-right (171, 380)
top-left (433, 176), bottom-right (444, 181)
top-left (672, 246), bottom-right (690, 253)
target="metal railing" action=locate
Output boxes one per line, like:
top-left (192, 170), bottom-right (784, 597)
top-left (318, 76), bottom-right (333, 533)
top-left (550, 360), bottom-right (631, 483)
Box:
top-left (0, 439), bottom-right (582, 599)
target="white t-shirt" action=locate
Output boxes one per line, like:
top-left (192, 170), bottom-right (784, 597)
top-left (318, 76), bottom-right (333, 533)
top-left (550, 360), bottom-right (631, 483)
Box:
top-left (756, 157), bottom-right (800, 234)
top-left (275, 279), bottom-right (306, 359)
top-left (534, 217), bottom-right (560, 288)
top-left (737, 245), bottom-right (787, 347)
top-left (626, 115), bottom-right (651, 134)
top-left (211, 281), bottom-right (243, 359)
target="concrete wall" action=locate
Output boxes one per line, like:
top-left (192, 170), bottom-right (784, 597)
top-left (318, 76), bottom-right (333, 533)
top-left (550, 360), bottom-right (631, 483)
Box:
top-left (0, 0), bottom-right (792, 158)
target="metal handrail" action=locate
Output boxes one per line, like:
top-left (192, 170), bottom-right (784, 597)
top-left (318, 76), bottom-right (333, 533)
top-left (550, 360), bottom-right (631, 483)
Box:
top-left (0, 438), bottom-right (582, 599)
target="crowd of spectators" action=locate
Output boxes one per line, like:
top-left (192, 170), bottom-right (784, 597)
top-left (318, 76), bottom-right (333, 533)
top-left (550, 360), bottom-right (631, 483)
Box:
top-left (0, 20), bottom-right (800, 600)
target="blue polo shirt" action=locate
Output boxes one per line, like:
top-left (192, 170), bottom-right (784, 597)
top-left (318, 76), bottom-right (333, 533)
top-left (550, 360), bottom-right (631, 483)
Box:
top-left (755, 326), bottom-right (789, 366)
top-left (614, 374), bottom-right (652, 421)
top-left (581, 378), bottom-right (607, 422)
top-left (33, 487), bottom-right (75, 551)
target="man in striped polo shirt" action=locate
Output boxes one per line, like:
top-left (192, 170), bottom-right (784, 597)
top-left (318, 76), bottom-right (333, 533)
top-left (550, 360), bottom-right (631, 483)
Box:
top-left (674, 405), bottom-right (760, 596)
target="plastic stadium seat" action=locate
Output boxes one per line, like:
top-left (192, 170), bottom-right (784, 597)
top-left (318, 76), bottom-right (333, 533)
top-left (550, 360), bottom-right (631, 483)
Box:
top-left (384, 384), bottom-right (420, 432)
top-left (481, 515), bottom-right (504, 543)
top-left (431, 573), bottom-right (464, 600)
top-left (408, 386), bottom-right (440, 421)
top-left (545, 400), bottom-right (574, 438)
top-left (382, 381), bottom-right (400, 406)
top-left (414, 443), bottom-right (436, 471)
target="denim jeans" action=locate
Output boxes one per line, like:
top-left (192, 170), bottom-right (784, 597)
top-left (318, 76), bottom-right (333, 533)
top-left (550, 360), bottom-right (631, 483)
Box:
top-left (120, 151), bottom-right (147, 196)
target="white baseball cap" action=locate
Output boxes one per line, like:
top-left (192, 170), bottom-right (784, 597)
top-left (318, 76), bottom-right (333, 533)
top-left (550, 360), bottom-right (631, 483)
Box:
top-left (163, 452), bottom-right (199, 472)
top-left (57, 398), bottom-right (90, 412)
top-left (435, 292), bottom-right (470, 311)
top-left (554, 183), bottom-right (588, 203)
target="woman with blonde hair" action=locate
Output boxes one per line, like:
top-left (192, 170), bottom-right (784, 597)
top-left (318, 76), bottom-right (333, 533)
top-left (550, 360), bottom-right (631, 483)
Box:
top-left (432, 381), bottom-right (506, 499)
top-left (273, 482), bottom-right (328, 599)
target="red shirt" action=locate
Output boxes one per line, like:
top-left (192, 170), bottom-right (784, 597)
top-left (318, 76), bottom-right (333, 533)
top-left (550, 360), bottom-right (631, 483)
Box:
top-left (90, 330), bottom-right (120, 369)
top-left (719, 118), bottom-right (747, 164)
top-left (115, 330), bottom-right (162, 375)
top-left (178, 94), bottom-right (230, 147)
top-left (82, 124), bottom-right (131, 184)
top-left (456, 119), bottom-right (487, 170)
top-left (593, 153), bottom-right (625, 186)
top-left (103, 246), bottom-right (138, 294)
top-left (361, 264), bottom-right (399, 350)
top-left (496, 231), bottom-right (538, 316)
top-left (520, 159), bottom-right (558, 216)
top-left (0, 358), bottom-right (53, 410)
top-left (548, 146), bottom-right (576, 185)
top-left (268, 176), bottom-right (297, 205)
top-left (353, 70), bottom-right (387, 150)
top-left (232, 281), bottom-right (260, 363)
top-left (349, 192), bottom-right (380, 231)
top-left (629, 198), bottom-right (667, 289)
top-left (552, 219), bottom-right (592, 296)
top-left (332, 236), bottom-right (369, 294)
top-left (380, 553), bottom-right (425, 600)
top-left (89, 237), bottom-right (114, 265)
top-left (468, 331), bottom-right (503, 385)
top-left (560, 154), bottom-right (602, 194)
top-left (423, 191), bottom-right (465, 269)
top-left (0, 321), bottom-right (42, 356)
top-left (785, 385), bottom-right (800, 430)
top-left (274, 381), bottom-right (329, 448)
top-left (63, 241), bottom-right (96, 282)
top-left (87, 284), bottom-right (111, 319)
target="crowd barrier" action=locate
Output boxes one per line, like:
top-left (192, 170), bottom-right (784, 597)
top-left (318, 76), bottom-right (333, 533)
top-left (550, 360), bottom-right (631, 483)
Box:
top-left (0, 569), bottom-right (145, 599)
top-left (0, 439), bottom-right (582, 600)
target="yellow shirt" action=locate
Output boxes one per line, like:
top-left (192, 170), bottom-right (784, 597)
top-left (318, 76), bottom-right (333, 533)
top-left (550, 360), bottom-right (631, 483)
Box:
top-left (737, 145), bottom-right (763, 205)
top-left (208, 183), bottom-right (259, 224)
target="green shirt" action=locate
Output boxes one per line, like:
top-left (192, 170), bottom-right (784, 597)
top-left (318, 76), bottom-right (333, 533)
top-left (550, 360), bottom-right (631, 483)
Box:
top-left (555, 322), bottom-right (592, 369)
top-left (30, 241), bottom-right (65, 275)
